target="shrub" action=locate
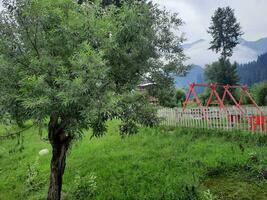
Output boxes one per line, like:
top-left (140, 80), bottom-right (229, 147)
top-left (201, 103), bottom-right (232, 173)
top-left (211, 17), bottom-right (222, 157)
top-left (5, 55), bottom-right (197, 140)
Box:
top-left (180, 185), bottom-right (198, 200)
top-left (69, 173), bottom-right (97, 200)
top-left (199, 189), bottom-right (216, 200)
top-left (25, 160), bottom-right (43, 192)
top-left (251, 81), bottom-right (267, 106)
top-left (175, 89), bottom-right (186, 107)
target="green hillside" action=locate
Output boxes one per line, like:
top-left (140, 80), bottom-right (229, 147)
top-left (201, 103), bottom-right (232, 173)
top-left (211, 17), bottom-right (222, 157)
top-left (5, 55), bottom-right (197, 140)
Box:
top-left (1, 122), bottom-right (267, 200)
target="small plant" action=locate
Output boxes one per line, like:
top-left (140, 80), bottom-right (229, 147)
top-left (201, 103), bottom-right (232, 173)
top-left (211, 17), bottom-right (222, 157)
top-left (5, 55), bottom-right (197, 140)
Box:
top-left (200, 189), bottom-right (216, 200)
top-left (259, 167), bottom-right (267, 179)
top-left (181, 185), bottom-right (198, 200)
top-left (249, 152), bottom-right (259, 163)
top-left (25, 161), bottom-right (42, 192)
top-left (70, 173), bottom-right (97, 200)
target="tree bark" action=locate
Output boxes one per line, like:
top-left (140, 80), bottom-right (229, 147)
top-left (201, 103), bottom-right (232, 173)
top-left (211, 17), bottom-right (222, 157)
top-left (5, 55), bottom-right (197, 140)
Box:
top-left (47, 116), bottom-right (72, 200)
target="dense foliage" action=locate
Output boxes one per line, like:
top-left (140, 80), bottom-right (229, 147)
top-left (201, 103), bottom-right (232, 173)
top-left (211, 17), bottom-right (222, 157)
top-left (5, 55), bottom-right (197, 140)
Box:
top-left (175, 88), bottom-right (186, 107)
top-left (208, 6), bottom-right (243, 59)
top-left (204, 59), bottom-right (239, 85)
top-left (147, 83), bottom-right (177, 108)
top-left (0, 0), bottom-right (187, 198)
top-left (251, 81), bottom-right (267, 106)
top-left (204, 59), bottom-right (239, 96)
top-left (238, 53), bottom-right (267, 86)
top-left (147, 87), bottom-right (187, 108)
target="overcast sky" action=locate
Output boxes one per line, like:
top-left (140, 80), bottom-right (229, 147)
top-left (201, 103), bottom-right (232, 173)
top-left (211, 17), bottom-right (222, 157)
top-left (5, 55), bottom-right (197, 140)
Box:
top-left (153, 0), bottom-right (267, 43)
top-left (1, 0), bottom-right (266, 43)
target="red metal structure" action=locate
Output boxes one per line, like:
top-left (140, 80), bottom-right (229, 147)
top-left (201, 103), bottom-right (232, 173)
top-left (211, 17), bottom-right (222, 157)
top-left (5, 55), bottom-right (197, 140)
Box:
top-left (182, 83), bottom-right (266, 131)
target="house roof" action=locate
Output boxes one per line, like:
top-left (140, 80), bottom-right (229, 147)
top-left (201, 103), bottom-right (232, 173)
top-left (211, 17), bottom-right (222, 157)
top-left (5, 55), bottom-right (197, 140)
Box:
top-left (138, 82), bottom-right (155, 87)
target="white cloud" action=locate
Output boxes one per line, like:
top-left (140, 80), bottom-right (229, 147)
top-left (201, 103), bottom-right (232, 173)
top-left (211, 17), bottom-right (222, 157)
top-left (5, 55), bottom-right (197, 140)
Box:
top-left (153, 0), bottom-right (267, 42)
top-left (184, 40), bottom-right (259, 66)
top-left (1, 0), bottom-right (266, 42)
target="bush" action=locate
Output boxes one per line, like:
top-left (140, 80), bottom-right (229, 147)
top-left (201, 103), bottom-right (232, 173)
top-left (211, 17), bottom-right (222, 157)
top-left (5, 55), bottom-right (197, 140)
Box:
top-left (175, 89), bottom-right (186, 107)
top-left (199, 190), bottom-right (216, 200)
top-left (251, 81), bottom-right (267, 106)
top-left (234, 89), bottom-right (250, 105)
top-left (199, 89), bottom-right (211, 106)
top-left (25, 158), bottom-right (43, 192)
top-left (69, 173), bottom-right (97, 200)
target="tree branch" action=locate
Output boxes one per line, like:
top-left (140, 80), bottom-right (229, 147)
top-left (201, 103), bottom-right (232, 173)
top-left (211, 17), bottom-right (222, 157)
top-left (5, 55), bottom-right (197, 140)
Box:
top-left (0, 125), bottom-right (34, 140)
top-left (16, 12), bottom-right (40, 59)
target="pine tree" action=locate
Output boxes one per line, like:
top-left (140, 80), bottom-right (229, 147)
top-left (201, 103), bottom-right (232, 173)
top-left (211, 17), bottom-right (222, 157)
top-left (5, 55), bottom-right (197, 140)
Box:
top-left (205, 59), bottom-right (239, 96)
top-left (208, 6), bottom-right (243, 60)
top-left (205, 6), bottom-right (243, 97)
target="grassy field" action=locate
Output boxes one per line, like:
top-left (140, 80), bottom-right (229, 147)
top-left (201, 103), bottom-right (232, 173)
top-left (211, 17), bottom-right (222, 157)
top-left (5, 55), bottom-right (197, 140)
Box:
top-left (1, 121), bottom-right (267, 200)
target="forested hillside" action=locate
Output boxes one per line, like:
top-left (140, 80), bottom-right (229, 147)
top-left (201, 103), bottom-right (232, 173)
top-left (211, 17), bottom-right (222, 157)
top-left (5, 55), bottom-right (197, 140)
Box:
top-left (174, 51), bottom-right (267, 89)
top-left (238, 53), bottom-right (267, 86)
top-left (175, 65), bottom-right (204, 87)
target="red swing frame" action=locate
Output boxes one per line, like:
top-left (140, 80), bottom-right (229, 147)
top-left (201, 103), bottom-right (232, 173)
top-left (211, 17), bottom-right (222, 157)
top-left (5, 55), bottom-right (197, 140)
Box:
top-left (182, 83), bottom-right (265, 130)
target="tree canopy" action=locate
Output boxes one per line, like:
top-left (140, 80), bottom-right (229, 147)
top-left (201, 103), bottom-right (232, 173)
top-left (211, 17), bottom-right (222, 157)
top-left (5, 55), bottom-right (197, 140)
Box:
top-left (0, 0), bottom-right (187, 134)
top-left (205, 59), bottom-right (239, 86)
top-left (204, 59), bottom-right (239, 98)
top-left (0, 0), bottom-right (188, 199)
top-left (208, 6), bottom-right (243, 59)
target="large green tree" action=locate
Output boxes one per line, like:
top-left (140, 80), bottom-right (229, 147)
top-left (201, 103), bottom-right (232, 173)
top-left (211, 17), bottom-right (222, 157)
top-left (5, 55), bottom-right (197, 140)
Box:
top-left (205, 59), bottom-right (239, 86)
top-left (205, 59), bottom-right (239, 97)
top-left (208, 6), bottom-right (243, 60)
top-left (0, 0), bottom-right (187, 199)
top-left (205, 6), bottom-right (243, 98)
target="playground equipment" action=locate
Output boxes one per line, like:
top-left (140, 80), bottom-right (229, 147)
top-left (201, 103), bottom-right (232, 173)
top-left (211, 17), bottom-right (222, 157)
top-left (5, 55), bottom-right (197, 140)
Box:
top-left (182, 83), bottom-right (266, 131)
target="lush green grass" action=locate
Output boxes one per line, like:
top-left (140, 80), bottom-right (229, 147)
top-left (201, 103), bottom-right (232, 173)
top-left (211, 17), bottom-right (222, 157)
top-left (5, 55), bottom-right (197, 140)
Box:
top-left (1, 121), bottom-right (267, 200)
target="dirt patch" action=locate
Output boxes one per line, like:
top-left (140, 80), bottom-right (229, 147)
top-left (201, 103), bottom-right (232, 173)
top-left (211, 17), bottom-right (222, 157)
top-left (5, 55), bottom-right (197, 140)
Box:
top-left (200, 174), bottom-right (267, 200)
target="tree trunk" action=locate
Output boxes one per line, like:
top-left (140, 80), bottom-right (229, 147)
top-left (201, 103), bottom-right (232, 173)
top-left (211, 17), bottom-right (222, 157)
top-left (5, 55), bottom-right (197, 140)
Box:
top-left (47, 116), bottom-right (72, 200)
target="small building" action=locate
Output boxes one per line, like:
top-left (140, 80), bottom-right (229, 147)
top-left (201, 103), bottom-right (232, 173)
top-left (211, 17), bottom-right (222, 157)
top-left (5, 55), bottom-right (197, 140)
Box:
top-left (137, 83), bottom-right (159, 104)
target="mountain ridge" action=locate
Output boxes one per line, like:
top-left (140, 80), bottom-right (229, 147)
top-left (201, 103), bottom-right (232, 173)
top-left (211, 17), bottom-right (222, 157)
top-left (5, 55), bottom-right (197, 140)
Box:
top-left (176, 37), bottom-right (267, 89)
top-left (183, 37), bottom-right (267, 67)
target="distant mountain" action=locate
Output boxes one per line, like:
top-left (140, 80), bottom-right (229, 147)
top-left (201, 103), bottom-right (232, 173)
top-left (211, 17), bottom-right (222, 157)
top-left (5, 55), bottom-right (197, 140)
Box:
top-left (182, 39), bottom-right (205, 49)
top-left (175, 65), bottom-right (204, 92)
top-left (239, 38), bottom-right (267, 55)
top-left (183, 37), bottom-right (267, 66)
top-left (175, 53), bottom-right (267, 89)
top-left (174, 37), bottom-right (267, 89)
top-left (238, 52), bottom-right (267, 86)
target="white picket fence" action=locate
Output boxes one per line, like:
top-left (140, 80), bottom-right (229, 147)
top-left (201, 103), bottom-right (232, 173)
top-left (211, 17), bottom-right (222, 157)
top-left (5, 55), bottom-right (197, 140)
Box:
top-left (158, 106), bottom-right (267, 134)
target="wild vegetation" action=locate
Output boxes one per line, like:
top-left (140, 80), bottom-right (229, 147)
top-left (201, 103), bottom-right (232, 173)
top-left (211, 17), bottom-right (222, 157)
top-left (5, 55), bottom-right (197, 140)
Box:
top-left (238, 53), bottom-right (267, 86)
top-left (0, 0), bottom-right (266, 199)
top-left (0, 0), bottom-right (189, 198)
top-left (1, 121), bottom-right (267, 200)
top-left (251, 81), bottom-right (267, 106)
